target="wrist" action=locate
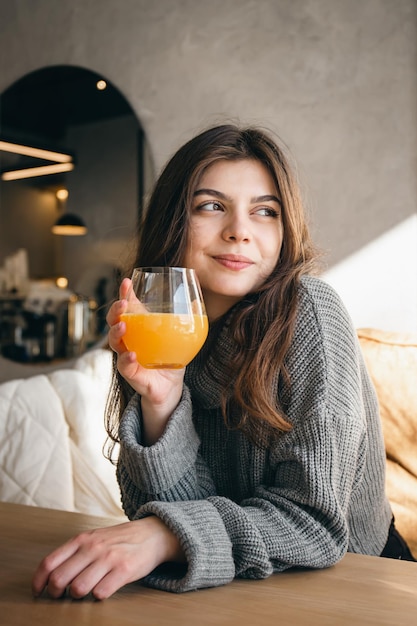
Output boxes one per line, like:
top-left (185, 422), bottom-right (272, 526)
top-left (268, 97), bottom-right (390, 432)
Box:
top-left (141, 388), bottom-right (182, 445)
top-left (147, 516), bottom-right (186, 566)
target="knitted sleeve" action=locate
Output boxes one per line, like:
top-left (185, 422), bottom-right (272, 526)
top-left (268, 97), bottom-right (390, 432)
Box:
top-left (117, 387), bottom-right (217, 516)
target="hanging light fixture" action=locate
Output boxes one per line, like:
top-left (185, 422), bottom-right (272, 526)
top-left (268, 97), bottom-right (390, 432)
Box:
top-left (0, 140), bottom-right (74, 181)
top-left (52, 213), bottom-right (87, 236)
top-left (51, 189), bottom-right (87, 236)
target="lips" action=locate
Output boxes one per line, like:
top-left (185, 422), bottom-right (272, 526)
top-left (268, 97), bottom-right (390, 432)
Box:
top-left (212, 254), bottom-right (254, 270)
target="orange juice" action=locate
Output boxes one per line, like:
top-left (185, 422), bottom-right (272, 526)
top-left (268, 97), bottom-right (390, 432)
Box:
top-left (120, 312), bottom-right (208, 368)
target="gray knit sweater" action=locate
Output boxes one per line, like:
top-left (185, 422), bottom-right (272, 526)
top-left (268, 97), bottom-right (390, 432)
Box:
top-left (117, 276), bottom-right (392, 592)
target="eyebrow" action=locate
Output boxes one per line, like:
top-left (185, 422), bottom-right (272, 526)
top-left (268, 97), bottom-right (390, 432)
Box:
top-left (194, 188), bottom-right (282, 205)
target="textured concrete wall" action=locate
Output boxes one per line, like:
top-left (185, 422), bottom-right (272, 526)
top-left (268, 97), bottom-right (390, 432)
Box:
top-left (0, 0), bottom-right (416, 331)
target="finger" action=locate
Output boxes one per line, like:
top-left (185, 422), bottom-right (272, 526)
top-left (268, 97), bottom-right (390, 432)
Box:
top-left (92, 567), bottom-right (138, 600)
top-left (45, 551), bottom-right (96, 599)
top-left (67, 559), bottom-right (111, 600)
top-left (116, 350), bottom-right (142, 381)
top-left (106, 298), bottom-right (128, 327)
top-left (32, 537), bottom-right (81, 597)
top-left (91, 545), bottom-right (155, 600)
top-left (119, 277), bottom-right (131, 300)
top-left (108, 320), bottom-right (127, 353)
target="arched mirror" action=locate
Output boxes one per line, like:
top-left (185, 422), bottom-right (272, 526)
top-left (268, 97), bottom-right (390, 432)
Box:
top-left (0, 65), bottom-right (153, 371)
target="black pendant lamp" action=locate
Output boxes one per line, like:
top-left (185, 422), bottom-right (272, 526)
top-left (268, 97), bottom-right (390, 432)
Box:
top-left (52, 213), bottom-right (87, 236)
top-left (52, 188), bottom-right (87, 235)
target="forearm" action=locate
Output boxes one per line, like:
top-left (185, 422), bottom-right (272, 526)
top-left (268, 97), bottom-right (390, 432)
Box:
top-left (135, 489), bottom-right (347, 593)
top-left (117, 389), bottom-right (217, 515)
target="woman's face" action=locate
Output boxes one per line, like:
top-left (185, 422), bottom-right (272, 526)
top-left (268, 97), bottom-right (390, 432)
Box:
top-left (184, 158), bottom-right (283, 320)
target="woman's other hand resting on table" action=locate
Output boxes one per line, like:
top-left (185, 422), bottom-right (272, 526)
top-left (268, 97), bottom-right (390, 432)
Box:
top-left (32, 509), bottom-right (185, 600)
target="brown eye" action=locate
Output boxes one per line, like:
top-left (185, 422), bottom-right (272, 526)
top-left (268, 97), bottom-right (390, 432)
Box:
top-left (255, 207), bottom-right (280, 218)
top-left (197, 201), bottom-right (224, 212)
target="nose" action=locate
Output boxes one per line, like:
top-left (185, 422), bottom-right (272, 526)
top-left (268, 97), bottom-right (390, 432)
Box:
top-left (222, 213), bottom-right (250, 243)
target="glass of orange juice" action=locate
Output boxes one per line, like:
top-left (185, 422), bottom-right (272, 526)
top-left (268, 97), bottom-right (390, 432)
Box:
top-left (120, 267), bottom-right (208, 369)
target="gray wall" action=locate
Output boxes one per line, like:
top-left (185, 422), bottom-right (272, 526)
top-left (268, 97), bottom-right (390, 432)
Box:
top-left (0, 0), bottom-right (416, 331)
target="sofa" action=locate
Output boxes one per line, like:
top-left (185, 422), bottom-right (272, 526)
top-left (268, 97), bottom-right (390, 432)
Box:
top-left (0, 329), bottom-right (416, 556)
top-left (0, 348), bottom-right (124, 520)
top-left (358, 328), bottom-right (417, 557)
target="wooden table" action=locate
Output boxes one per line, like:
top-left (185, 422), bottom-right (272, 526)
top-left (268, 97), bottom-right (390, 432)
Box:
top-left (1, 501), bottom-right (416, 625)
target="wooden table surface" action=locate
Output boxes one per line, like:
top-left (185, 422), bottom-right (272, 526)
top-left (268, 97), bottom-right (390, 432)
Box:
top-left (1, 501), bottom-right (416, 625)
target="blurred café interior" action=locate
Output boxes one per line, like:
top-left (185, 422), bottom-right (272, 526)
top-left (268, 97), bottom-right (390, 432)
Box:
top-left (0, 65), bottom-right (153, 368)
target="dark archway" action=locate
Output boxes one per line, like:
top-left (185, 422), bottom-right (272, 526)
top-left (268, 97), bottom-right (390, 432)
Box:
top-left (0, 65), bottom-right (152, 368)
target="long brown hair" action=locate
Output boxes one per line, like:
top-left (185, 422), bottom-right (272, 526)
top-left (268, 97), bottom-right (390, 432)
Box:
top-left (105, 124), bottom-right (319, 457)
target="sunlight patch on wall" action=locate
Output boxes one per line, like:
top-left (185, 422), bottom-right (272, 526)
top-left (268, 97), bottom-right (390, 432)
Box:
top-left (323, 214), bottom-right (417, 334)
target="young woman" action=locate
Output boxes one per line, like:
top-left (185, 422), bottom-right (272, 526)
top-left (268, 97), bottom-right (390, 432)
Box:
top-left (32, 124), bottom-right (415, 601)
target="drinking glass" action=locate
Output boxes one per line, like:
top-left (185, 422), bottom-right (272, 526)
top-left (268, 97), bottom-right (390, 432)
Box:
top-left (120, 267), bottom-right (208, 369)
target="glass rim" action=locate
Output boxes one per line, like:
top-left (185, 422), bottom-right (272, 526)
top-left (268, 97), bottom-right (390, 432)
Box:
top-left (131, 266), bottom-right (196, 274)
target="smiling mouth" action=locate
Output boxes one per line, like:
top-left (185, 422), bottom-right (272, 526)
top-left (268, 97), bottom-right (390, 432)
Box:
top-left (212, 255), bottom-right (254, 270)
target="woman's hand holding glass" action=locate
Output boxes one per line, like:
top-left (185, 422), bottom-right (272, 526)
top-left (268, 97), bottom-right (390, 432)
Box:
top-left (107, 277), bottom-right (185, 445)
top-left (108, 267), bottom-right (208, 444)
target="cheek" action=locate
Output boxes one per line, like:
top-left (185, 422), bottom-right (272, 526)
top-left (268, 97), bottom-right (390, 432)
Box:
top-left (263, 228), bottom-right (283, 260)
top-left (186, 224), bottom-right (207, 254)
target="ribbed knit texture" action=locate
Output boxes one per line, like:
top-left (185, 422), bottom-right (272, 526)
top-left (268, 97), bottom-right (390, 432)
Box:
top-left (117, 276), bottom-right (392, 592)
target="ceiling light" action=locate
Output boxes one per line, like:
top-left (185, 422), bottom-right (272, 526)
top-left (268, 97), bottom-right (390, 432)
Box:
top-left (0, 140), bottom-right (72, 163)
top-left (96, 80), bottom-right (107, 90)
top-left (56, 188), bottom-right (69, 201)
top-left (1, 162), bottom-right (74, 181)
top-left (56, 276), bottom-right (69, 288)
top-left (52, 213), bottom-right (87, 236)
